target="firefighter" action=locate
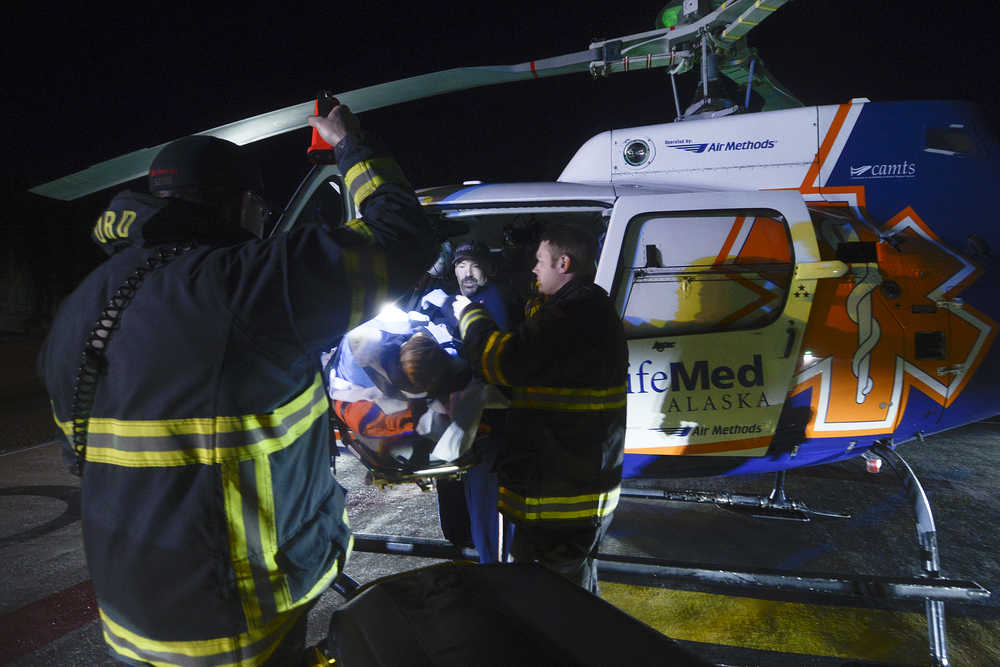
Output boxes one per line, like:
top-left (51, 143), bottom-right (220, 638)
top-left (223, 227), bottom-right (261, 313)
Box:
top-left (452, 223), bottom-right (627, 593)
top-left (38, 103), bottom-right (438, 666)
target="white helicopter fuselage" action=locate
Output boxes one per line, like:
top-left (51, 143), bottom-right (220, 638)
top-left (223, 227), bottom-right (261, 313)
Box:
top-left (276, 97), bottom-right (1000, 478)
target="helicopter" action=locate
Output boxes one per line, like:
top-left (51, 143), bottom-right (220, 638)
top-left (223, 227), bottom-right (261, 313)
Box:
top-left (28, 3), bottom-right (997, 662)
top-left (30, 0), bottom-right (999, 502)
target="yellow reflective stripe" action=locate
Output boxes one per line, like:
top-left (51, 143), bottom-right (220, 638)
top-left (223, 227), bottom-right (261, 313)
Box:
top-left (100, 604), bottom-right (305, 666)
top-left (480, 332), bottom-right (502, 384)
top-left (85, 395), bottom-right (327, 467)
top-left (223, 459), bottom-right (264, 627)
top-left (55, 374), bottom-right (326, 465)
top-left (343, 249), bottom-right (365, 330)
top-left (341, 248), bottom-right (387, 331)
top-left (85, 377), bottom-right (322, 437)
top-left (482, 332), bottom-right (512, 386)
top-left (514, 385), bottom-right (626, 397)
top-left (52, 375), bottom-right (329, 468)
top-left (459, 307), bottom-right (488, 338)
top-left (100, 631), bottom-right (147, 667)
top-left (524, 297), bottom-right (544, 319)
top-left (492, 333), bottom-right (512, 386)
top-left (53, 410), bottom-right (71, 436)
top-left (343, 158), bottom-right (411, 210)
top-left (343, 218), bottom-right (375, 243)
top-left (510, 384), bottom-right (627, 411)
top-left (498, 486), bottom-right (620, 521)
top-left (297, 507), bottom-right (354, 604)
top-left (500, 486), bottom-right (621, 506)
top-left (297, 559), bottom-right (341, 607)
top-left (373, 251), bottom-right (388, 307)
top-left (254, 456), bottom-right (292, 612)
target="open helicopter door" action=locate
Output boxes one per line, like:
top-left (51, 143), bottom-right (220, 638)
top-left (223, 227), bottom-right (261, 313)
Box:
top-left (597, 190), bottom-right (838, 458)
top-left (274, 165), bottom-right (350, 235)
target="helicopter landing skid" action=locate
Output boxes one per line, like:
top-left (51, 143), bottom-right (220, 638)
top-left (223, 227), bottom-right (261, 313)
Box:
top-left (870, 442), bottom-right (951, 667)
top-left (619, 470), bottom-right (851, 522)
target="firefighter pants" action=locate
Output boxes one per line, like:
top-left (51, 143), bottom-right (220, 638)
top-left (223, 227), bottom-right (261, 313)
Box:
top-left (510, 513), bottom-right (614, 595)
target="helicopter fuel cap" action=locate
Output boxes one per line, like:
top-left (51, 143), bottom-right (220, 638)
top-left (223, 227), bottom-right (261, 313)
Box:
top-left (622, 138), bottom-right (654, 168)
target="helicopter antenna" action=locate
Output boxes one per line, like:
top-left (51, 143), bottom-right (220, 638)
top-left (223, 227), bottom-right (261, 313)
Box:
top-left (653, 0), bottom-right (800, 121)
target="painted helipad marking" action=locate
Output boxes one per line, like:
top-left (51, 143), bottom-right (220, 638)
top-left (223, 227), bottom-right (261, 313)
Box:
top-left (600, 582), bottom-right (1000, 664)
top-left (0, 439), bottom-right (60, 456)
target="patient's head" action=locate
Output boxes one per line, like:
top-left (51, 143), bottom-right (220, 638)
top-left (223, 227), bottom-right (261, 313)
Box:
top-left (399, 332), bottom-right (452, 395)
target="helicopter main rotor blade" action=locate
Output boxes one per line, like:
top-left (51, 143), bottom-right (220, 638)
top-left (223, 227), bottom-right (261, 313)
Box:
top-left (29, 50), bottom-right (598, 201)
top-left (30, 0), bottom-right (793, 201)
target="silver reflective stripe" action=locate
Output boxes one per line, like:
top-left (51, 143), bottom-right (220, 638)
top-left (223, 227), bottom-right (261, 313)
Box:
top-left (238, 459), bottom-right (279, 624)
top-left (85, 381), bottom-right (327, 455)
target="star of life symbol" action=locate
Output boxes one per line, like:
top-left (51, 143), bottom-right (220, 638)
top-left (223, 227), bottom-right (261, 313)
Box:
top-left (845, 264), bottom-right (880, 404)
top-left (793, 100), bottom-right (994, 435)
top-left (796, 209), bottom-right (994, 435)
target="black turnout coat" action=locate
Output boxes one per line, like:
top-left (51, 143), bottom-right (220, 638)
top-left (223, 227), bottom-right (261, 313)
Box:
top-left (39, 132), bottom-right (437, 666)
top-left (457, 277), bottom-right (627, 526)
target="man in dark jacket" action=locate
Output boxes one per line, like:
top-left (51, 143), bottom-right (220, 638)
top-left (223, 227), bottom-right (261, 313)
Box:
top-left (435, 240), bottom-right (520, 562)
top-left (452, 223), bottom-right (627, 593)
top-left (38, 103), bottom-right (438, 666)
top-left (452, 241), bottom-right (522, 330)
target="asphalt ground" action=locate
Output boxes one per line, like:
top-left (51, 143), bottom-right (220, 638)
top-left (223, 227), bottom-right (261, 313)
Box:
top-left (1, 382), bottom-right (998, 665)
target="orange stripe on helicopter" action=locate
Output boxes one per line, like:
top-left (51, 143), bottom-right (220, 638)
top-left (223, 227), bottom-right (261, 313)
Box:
top-left (714, 216), bottom-right (746, 265)
top-left (713, 216), bottom-right (788, 329)
top-left (791, 203), bottom-right (996, 436)
top-left (797, 103), bottom-right (867, 208)
top-left (716, 275), bottom-right (780, 329)
top-left (627, 437), bottom-right (771, 456)
top-left (800, 103), bottom-right (849, 192)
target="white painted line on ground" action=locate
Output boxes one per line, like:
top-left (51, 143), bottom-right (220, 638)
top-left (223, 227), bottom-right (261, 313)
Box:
top-left (0, 440), bottom-right (60, 456)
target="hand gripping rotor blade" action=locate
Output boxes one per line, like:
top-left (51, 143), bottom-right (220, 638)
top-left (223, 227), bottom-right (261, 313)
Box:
top-left (29, 49), bottom-right (598, 201)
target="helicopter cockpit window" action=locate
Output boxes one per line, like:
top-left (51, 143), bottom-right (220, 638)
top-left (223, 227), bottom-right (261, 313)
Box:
top-left (614, 211), bottom-right (793, 338)
top-left (423, 206), bottom-right (610, 301)
top-left (924, 127), bottom-right (980, 157)
top-left (807, 205), bottom-right (866, 261)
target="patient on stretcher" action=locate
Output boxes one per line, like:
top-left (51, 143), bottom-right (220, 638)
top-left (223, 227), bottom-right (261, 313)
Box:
top-left (322, 303), bottom-right (506, 476)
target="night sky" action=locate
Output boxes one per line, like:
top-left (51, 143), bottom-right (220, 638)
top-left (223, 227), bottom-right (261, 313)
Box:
top-left (3, 1), bottom-right (993, 227)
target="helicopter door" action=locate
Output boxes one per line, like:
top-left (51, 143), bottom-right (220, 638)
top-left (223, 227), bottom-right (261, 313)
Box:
top-left (274, 164), bottom-right (350, 235)
top-left (597, 192), bottom-right (819, 457)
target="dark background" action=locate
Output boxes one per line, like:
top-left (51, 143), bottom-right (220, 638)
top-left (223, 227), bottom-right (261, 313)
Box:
top-left (0, 0), bottom-right (993, 333)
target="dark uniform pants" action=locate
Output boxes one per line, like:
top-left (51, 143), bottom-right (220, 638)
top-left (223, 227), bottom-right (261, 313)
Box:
top-left (510, 513), bottom-right (613, 595)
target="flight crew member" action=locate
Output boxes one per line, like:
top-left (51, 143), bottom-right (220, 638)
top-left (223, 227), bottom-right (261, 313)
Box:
top-left (452, 223), bottom-right (627, 592)
top-left (38, 104), bottom-right (438, 666)
top-left (452, 241), bottom-right (522, 329)
top-left (436, 241), bottom-right (520, 562)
